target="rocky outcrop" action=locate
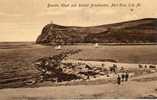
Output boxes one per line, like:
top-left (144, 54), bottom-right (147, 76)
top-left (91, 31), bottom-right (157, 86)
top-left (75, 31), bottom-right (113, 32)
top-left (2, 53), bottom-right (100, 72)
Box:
top-left (36, 18), bottom-right (157, 45)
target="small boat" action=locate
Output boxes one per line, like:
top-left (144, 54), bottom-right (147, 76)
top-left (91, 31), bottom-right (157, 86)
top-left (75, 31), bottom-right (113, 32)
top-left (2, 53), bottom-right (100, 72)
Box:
top-left (55, 45), bottom-right (62, 50)
top-left (95, 43), bottom-right (99, 48)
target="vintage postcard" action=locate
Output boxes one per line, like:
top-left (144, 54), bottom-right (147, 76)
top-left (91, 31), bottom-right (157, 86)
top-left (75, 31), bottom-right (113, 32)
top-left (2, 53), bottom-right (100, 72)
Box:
top-left (0, 0), bottom-right (157, 99)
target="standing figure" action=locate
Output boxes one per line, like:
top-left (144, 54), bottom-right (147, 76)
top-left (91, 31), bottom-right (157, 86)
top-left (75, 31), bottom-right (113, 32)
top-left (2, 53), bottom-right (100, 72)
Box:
top-left (117, 75), bottom-right (121, 85)
top-left (144, 65), bottom-right (147, 69)
top-left (113, 64), bottom-right (117, 74)
top-left (125, 72), bottom-right (129, 81)
top-left (121, 73), bottom-right (125, 82)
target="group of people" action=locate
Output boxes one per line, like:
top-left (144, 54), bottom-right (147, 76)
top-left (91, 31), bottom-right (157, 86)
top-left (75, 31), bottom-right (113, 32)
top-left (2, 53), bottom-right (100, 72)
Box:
top-left (117, 72), bottom-right (129, 85)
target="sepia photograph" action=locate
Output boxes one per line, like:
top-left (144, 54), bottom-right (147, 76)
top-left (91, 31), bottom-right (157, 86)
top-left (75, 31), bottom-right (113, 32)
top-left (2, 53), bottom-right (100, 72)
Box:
top-left (0, 0), bottom-right (157, 99)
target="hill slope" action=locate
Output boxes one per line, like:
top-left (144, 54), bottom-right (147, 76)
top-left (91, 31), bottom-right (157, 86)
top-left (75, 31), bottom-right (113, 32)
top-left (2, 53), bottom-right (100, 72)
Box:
top-left (36, 18), bottom-right (157, 44)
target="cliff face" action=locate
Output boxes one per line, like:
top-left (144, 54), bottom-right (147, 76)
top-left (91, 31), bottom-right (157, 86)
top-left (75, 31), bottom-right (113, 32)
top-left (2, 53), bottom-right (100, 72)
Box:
top-left (36, 18), bottom-right (157, 45)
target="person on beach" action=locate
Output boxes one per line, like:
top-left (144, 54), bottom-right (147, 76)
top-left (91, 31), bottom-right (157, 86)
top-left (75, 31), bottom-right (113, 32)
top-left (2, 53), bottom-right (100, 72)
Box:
top-left (113, 64), bottom-right (117, 74)
top-left (125, 72), bottom-right (129, 81)
top-left (121, 73), bottom-right (125, 82)
top-left (145, 65), bottom-right (147, 69)
top-left (117, 75), bottom-right (121, 85)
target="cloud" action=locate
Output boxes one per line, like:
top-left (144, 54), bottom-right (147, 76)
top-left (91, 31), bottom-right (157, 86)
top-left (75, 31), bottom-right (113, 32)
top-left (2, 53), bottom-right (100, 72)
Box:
top-left (0, 12), bottom-right (23, 17)
top-left (36, 11), bottom-right (63, 17)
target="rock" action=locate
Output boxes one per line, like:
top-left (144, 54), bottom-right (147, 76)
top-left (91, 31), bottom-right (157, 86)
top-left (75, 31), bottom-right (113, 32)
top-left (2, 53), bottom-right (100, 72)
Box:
top-left (149, 65), bottom-right (156, 69)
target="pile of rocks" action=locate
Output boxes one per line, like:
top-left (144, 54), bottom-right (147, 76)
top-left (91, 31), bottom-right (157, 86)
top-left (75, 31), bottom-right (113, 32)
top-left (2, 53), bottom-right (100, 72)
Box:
top-left (34, 56), bottom-right (109, 82)
top-left (61, 62), bottom-right (108, 80)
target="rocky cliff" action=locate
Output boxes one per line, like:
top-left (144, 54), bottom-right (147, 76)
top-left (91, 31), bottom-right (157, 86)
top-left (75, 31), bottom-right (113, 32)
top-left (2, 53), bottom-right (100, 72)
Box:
top-left (36, 18), bottom-right (157, 45)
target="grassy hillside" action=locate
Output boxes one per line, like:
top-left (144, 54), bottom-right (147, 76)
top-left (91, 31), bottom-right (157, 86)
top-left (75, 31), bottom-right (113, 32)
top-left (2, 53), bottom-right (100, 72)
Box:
top-left (36, 18), bottom-right (157, 44)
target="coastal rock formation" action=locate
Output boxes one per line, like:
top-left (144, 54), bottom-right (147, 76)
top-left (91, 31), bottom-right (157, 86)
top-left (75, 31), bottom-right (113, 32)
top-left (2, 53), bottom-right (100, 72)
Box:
top-left (36, 18), bottom-right (157, 45)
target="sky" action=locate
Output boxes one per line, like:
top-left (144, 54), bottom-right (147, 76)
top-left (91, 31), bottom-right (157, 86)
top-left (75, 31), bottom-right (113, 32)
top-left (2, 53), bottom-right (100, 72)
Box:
top-left (0, 0), bottom-right (157, 42)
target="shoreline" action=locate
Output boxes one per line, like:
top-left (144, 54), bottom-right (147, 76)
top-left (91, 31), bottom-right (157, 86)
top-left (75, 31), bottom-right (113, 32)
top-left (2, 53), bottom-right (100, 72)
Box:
top-left (0, 42), bottom-right (157, 45)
